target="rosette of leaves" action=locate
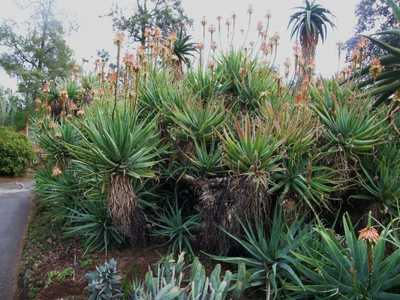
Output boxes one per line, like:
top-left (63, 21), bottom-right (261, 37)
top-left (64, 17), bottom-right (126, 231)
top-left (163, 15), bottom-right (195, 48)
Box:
top-left (67, 105), bottom-right (163, 244)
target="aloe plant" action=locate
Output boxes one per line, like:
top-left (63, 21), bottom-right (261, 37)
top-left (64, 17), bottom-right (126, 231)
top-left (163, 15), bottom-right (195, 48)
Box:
top-left (185, 68), bottom-right (228, 101)
top-left (170, 100), bottom-right (225, 142)
top-left (222, 116), bottom-right (281, 185)
top-left (173, 29), bottom-right (197, 68)
top-left (128, 253), bottom-right (248, 300)
top-left (151, 201), bottom-right (200, 255)
top-left (355, 144), bottom-right (400, 214)
top-left (67, 105), bottom-right (163, 243)
top-left (86, 259), bottom-right (123, 300)
top-left (311, 82), bottom-right (385, 157)
top-left (209, 208), bottom-right (307, 299)
top-left (288, 214), bottom-right (400, 299)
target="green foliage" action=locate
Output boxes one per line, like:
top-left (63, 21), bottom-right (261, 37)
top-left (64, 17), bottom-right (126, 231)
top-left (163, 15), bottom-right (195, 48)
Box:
top-left (185, 68), bottom-right (228, 101)
top-left (311, 82), bottom-right (385, 157)
top-left (66, 199), bottom-right (126, 254)
top-left (0, 0), bottom-right (74, 103)
top-left (34, 118), bottom-right (79, 165)
top-left (127, 253), bottom-right (248, 299)
top-left (173, 30), bottom-right (197, 66)
top-left (34, 167), bottom-right (81, 224)
top-left (0, 127), bottom-right (34, 176)
top-left (170, 100), bottom-right (225, 142)
top-left (0, 87), bottom-right (26, 129)
top-left (46, 267), bottom-right (74, 287)
top-left (216, 51), bottom-right (256, 95)
top-left (222, 117), bottom-right (281, 182)
top-left (272, 153), bottom-right (338, 211)
top-left (351, 0), bottom-right (400, 106)
top-left (356, 144), bottom-right (400, 214)
top-left (139, 69), bottom-right (185, 115)
top-left (67, 105), bottom-right (162, 180)
top-left (185, 139), bottom-right (222, 176)
top-left (209, 209), bottom-right (307, 299)
top-left (233, 67), bottom-right (280, 113)
top-left (86, 259), bottom-right (123, 300)
top-left (288, 215), bottom-right (400, 299)
top-left (152, 201), bottom-right (200, 255)
top-left (288, 0), bottom-right (335, 43)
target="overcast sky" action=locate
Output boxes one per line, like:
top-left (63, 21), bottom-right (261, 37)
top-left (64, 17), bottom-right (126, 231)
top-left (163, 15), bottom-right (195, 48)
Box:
top-left (0, 0), bottom-right (359, 90)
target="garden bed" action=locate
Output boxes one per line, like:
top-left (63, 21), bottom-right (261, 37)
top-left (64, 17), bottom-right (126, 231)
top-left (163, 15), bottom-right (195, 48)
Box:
top-left (16, 200), bottom-right (167, 300)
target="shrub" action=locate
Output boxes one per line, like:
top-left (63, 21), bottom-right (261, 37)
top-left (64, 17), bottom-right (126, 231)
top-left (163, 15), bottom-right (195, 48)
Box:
top-left (0, 127), bottom-right (34, 176)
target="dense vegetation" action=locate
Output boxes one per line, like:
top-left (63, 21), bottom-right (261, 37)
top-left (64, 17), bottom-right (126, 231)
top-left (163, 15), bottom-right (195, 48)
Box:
top-left (0, 127), bottom-right (34, 176)
top-left (2, 0), bottom-right (400, 299)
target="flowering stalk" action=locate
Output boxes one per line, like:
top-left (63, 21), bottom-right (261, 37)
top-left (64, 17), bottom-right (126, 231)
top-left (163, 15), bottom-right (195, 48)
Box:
top-left (112, 32), bottom-right (124, 119)
top-left (358, 211), bottom-right (380, 288)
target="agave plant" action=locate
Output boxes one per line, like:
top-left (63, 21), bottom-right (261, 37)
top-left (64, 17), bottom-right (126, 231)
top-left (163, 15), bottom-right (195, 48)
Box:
top-left (128, 253), bottom-right (248, 300)
top-left (209, 208), bottom-right (307, 299)
top-left (288, 214), bottom-right (400, 299)
top-left (151, 201), bottom-right (200, 255)
top-left (67, 105), bottom-right (162, 244)
top-left (86, 259), bottom-right (123, 300)
top-left (260, 101), bottom-right (316, 156)
top-left (234, 67), bottom-right (280, 113)
top-left (352, 0), bottom-right (400, 106)
top-left (216, 51), bottom-right (257, 95)
top-left (58, 79), bottom-right (81, 101)
top-left (139, 68), bottom-right (185, 115)
top-left (34, 167), bottom-right (82, 224)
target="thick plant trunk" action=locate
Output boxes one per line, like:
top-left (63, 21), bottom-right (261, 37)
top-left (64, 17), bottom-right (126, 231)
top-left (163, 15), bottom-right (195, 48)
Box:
top-left (108, 174), bottom-right (145, 245)
top-left (184, 175), bottom-right (271, 254)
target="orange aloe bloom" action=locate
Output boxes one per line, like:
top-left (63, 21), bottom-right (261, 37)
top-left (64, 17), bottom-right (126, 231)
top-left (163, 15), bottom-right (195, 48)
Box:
top-left (369, 57), bottom-right (383, 80)
top-left (358, 226), bottom-right (380, 244)
top-left (52, 165), bottom-right (62, 177)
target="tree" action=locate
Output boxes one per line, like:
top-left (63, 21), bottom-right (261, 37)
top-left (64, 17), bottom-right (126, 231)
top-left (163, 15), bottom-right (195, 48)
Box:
top-left (112, 0), bottom-right (192, 45)
top-left (0, 0), bottom-right (74, 104)
top-left (346, 0), bottom-right (400, 61)
top-left (288, 0), bottom-right (335, 79)
top-left (351, 0), bottom-right (400, 107)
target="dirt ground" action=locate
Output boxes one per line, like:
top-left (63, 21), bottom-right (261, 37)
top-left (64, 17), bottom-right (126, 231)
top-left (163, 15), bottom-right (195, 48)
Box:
top-left (16, 202), bottom-right (167, 300)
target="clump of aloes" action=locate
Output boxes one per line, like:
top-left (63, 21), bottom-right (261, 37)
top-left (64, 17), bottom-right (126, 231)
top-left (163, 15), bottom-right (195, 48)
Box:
top-left (288, 213), bottom-right (400, 299)
top-left (197, 7), bottom-right (279, 70)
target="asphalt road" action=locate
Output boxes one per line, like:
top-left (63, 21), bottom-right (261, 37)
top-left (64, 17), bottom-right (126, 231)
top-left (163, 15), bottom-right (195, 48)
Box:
top-left (0, 179), bottom-right (33, 300)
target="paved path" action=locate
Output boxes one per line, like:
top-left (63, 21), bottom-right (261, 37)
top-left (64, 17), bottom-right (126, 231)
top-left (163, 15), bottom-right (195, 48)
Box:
top-left (0, 178), bottom-right (34, 300)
